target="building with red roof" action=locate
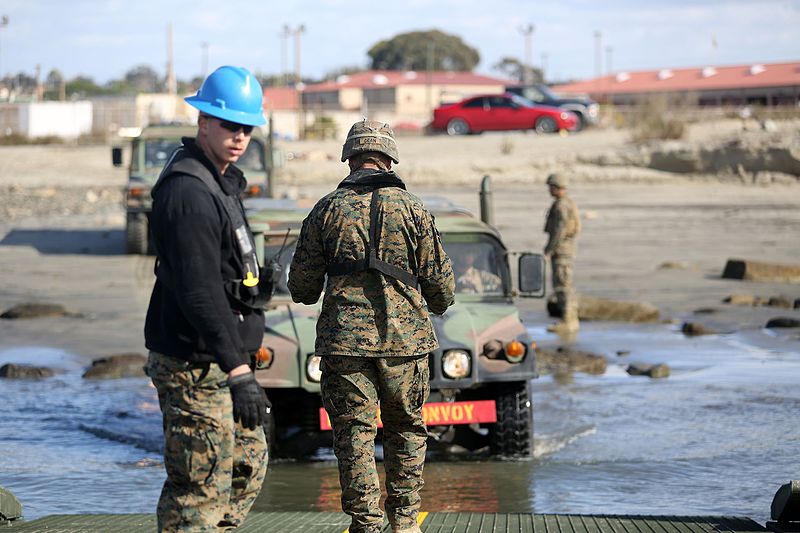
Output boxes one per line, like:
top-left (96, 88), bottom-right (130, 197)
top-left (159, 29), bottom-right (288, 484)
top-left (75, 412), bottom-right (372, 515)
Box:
top-left (552, 61), bottom-right (800, 106)
top-left (262, 87), bottom-right (300, 111)
top-left (300, 70), bottom-right (509, 117)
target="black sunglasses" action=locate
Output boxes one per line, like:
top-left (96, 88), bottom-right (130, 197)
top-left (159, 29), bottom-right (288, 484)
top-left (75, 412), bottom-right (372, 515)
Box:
top-left (217, 119), bottom-right (254, 135)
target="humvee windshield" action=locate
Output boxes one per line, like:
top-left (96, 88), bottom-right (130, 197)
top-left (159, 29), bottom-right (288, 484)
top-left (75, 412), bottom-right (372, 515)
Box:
top-left (264, 233), bottom-right (508, 296)
top-left (137, 138), bottom-right (266, 171)
top-left (444, 237), bottom-right (506, 295)
top-left (145, 140), bottom-right (181, 168)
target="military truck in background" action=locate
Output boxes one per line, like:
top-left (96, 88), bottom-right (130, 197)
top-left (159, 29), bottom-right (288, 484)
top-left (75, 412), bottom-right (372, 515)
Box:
top-left (245, 184), bottom-right (546, 458)
top-left (112, 123), bottom-right (277, 255)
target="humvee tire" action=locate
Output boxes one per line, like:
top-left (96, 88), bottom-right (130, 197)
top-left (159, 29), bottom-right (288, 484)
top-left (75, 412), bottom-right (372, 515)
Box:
top-left (125, 213), bottom-right (149, 255)
top-left (489, 381), bottom-right (533, 457)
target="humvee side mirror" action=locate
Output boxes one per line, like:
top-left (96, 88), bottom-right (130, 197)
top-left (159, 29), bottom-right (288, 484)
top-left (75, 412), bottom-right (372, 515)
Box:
top-left (111, 146), bottom-right (123, 167)
top-left (518, 253), bottom-right (545, 298)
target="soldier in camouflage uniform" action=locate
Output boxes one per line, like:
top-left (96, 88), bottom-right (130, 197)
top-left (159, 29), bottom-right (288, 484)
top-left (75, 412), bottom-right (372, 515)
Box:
top-left (543, 172), bottom-right (581, 334)
top-left (288, 120), bottom-right (455, 533)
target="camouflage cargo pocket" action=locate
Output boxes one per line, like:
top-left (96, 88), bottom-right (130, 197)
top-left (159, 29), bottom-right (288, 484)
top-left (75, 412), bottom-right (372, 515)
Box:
top-left (411, 357), bottom-right (430, 411)
top-left (319, 357), bottom-right (346, 418)
top-left (163, 408), bottom-right (222, 486)
top-left (320, 356), bottom-right (378, 419)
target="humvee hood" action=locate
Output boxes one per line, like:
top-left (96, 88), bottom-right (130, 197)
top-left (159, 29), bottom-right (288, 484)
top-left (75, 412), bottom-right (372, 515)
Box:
top-left (432, 302), bottom-right (525, 353)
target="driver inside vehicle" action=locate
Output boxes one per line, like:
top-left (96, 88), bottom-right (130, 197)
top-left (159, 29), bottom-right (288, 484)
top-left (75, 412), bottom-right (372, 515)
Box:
top-left (453, 248), bottom-right (502, 294)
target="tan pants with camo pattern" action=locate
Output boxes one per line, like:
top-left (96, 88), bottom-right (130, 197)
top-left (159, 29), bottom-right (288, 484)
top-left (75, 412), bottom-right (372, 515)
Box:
top-left (146, 352), bottom-right (268, 532)
top-left (321, 355), bottom-right (429, 533)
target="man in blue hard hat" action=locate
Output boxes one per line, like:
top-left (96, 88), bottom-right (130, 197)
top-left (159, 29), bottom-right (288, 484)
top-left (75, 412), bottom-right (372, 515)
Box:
top-left (144, 66), bottom-right (271, 532)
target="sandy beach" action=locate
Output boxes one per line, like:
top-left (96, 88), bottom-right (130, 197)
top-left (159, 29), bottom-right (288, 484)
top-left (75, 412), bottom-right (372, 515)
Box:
top-left (0, 120), bottom-right (798, 359)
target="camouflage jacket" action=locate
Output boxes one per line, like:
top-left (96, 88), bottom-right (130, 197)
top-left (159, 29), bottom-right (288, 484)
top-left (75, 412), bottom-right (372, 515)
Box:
top-left (288, 169), bottom-right (455, 357)
top-left (544, 195), bottom-right (581, 256)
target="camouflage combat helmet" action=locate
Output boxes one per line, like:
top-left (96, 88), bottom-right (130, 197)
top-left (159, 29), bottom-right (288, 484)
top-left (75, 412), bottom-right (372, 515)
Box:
top-left (340, 119), bottom-right (400, 164)
top-left (546, 173), bottom-right (569, 188)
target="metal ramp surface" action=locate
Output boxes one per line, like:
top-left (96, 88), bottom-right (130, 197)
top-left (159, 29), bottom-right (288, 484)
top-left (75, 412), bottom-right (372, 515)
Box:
top-left (6, 512), bottom-right (767, 533)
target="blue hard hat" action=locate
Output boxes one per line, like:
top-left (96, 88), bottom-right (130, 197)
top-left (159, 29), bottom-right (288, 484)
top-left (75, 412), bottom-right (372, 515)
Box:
top-left (185, 66), bottom-right (266, 126)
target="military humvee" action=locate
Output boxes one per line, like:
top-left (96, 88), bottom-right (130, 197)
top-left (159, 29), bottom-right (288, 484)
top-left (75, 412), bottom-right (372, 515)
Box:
top-left (246, 191), bottom-right (546, 458)
top-left (112, 124), bottom-right (276, 255)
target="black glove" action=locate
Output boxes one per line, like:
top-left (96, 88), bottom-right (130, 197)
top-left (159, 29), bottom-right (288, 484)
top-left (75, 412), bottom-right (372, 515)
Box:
top-left (228, 372), bottom-right (270, 430)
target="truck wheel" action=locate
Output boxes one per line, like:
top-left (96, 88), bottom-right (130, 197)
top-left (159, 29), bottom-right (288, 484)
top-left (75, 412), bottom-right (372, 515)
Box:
top-left (534, 117), bottom-right (557, 134)
top-left (489, 381), bottom-right (533, 457)
top-left (125, 214), bottom-right (149, 255)
top-left (572, 113), bottom-right (586, 131)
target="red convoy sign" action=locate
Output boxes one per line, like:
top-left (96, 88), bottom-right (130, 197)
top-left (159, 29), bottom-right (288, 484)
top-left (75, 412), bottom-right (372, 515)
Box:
top-left (319, 400), bottom-right (497, 430)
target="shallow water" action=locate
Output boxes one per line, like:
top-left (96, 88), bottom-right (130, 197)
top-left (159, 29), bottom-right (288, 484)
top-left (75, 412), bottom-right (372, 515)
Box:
top-left (1, 322), bottom-right (797, 524)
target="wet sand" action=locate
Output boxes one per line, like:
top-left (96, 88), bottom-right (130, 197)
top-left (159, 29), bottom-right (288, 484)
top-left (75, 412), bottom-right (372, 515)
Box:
top-left (0, 126), bottom-right (799, 360)
top-left (0, 180), bottom-right (798, 361)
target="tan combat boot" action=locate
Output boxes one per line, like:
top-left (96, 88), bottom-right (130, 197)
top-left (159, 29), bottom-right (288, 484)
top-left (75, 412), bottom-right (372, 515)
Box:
top-left (547, 306), bottom-right (579, 335)
top-left (393, 525), bottom-right (422, 533)
top-left (390, 516), bottom-right (423, 533)
top-left (546, 320), bottom-right (579, 334)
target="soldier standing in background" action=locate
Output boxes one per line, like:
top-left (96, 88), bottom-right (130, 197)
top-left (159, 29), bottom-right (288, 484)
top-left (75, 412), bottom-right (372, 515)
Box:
top-left (543, 172), bottom-right (581, 334)
top-left (288, 120), bottom-right (455, 533)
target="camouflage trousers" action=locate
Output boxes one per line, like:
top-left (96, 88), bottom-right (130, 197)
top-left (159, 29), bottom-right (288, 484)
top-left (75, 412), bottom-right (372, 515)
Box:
top-left (551, 254), bottom-right (577, 322)
top-left (320, 355), bottom-right (430, 533)
top-left (145, 352), bottom-right (268, 532)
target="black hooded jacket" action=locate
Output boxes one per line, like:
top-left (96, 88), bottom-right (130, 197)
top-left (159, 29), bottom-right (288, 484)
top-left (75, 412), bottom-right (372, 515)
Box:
top-left (144, 137), bottom-right (263, 372)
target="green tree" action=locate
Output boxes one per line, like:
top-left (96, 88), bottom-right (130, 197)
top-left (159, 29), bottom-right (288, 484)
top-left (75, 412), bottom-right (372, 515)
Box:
top-left (43, 69), bottom-right (65, 100)
top-left (255, 73), bottom-right (286, 88)
top-left (65, 75), bottom-right (107, 98)
top-left (2, 72), bottom-right (37, 92)
top-left (178, 77), bottom-right (202, 94)
top-left (123, 64), bottom-right (162, 93)
top-left (322, 65), bottom-right (366, 81)
top-left (367, 30), bottom-right (480, 71)
top-left (492, 56), bottom-right (543, 83)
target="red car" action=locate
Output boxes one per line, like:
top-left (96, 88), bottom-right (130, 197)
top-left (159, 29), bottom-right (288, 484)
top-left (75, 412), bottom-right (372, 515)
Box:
top-left (432, 93), bottom-right (578, 135)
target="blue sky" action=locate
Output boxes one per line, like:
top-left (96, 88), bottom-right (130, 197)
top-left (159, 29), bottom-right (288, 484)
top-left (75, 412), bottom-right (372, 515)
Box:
top-left (1, 0), bottom-right (799, 84)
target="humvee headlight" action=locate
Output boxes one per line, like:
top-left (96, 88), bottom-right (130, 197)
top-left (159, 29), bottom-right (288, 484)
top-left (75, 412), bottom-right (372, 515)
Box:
top-left (128, 186), bottom-right (146, 198)
top-left (306, 355), bottom-right (322, 382)
top-left (504, 340), bottom-right (526, 363)
top-left (245, 184), bottom-right (263, 197)
top-left (442, 349), bottom-right (471, 379)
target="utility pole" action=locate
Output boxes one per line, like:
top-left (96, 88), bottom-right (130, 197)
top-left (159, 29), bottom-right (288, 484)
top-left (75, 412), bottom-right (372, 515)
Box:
top-left (594, 31), bottom-right (602, 80)
top-left (519, 24), bottom-right (534, 85)
top-left (426, 41), bottom-right (435, 116)
top-left (280, 25), bottom-right (291, 86)
top-left (166, 23), bottom-right (176, 95)
top-left (605, 45), bottom-right (613, 75)
top-left (0, 16), bottom-right (9, 84)
top-left (285, 24), bottom-right (306, 139)
top-left (541, 52), bottom-right (548, 83)
top-left (34, 64), bottom-right (42, 102)
top-left (293, 24), bottom-right (306, 86)
top-left (200, 42), bottom-right (209, 79)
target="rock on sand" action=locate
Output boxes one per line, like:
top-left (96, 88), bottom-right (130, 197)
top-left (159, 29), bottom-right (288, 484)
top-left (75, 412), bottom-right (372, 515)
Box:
top-left (1, 303), bottom-right (71, 319)
top-left (82, 353), bottom-right (148, 379)
top-left (626, 363), bottom-right (671, 379)
top-left (0, 363), bottom-right (56, 379)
